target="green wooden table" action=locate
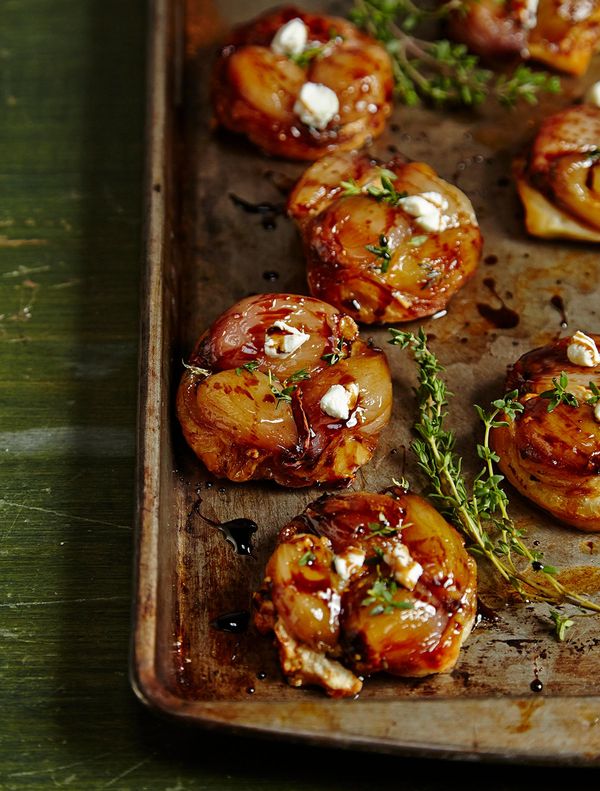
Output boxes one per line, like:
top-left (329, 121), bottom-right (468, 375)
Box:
top-left (1, 2), bottom-right (598, 787)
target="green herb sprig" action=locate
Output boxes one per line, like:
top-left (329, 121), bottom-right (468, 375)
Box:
top-left (235, 360), bottom-right (260, 376)
top-left (322, 338), bottom-right (346, 366)
top-left (361, 573), bottom-right (414, 615)
top-left (366, 234), bottom-right (392, 273)
top-left (367, 520), bottom-right (399, 537)
top-left (268, 368), bottom-right (310, 407)
top-left (388, 327), bottom-right (600, 638)
top-left (298, 550), bottom-right (316, 566)
top-left (539, 371), bottom-right (580, 412)
top-left (539, 373), bottom-right (600, 412)
top-left (586, 382), bottom-right (600, 406)
top-left (343, 169), bottom-right (408, 206)
top-left (349, 0), bottom-right (561, 108)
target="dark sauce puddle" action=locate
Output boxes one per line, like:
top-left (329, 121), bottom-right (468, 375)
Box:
top-left (187, 497), bottom-right (258, 556)
top-left (211, 610), bottom-right (250, 633)
top-left (229, 192), bottom-right (286, 230)
top-left (477, 277), bottom-right (520, 329)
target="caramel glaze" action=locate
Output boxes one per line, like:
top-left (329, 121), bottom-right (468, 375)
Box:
top-left (211, 6), bottom-right (393, 161)
top-left (176, 293), bottom-right (392, 487)
top-left (253, 488), bottom-right (478, 697)
top-left (287, 151), bottom-right (482, 325)
top-left (491, 334), bottom-right (600, 531)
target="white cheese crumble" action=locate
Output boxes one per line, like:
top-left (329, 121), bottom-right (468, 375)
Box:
top-left (559, 1), bottom-right (595, 23)
top-left (264, 320), bottom-right (310, 359)
top-left (566, 331), bottom-right (600, 368)
top-left (520, 0), bottom-right (539, 29)
top-left (333, 548), bottom-right (365, 581)
top-left (595, 401), bottom-right (600, 423)
top-left (381, 541), bottom-right (423, 591)
top-left (397, 191), bottom-right (452, 233)
top-left (585, 80), bottom-right (600, 107)
top-left (294, 82), bottom-right (339, 130)
top-left (319, 382), bottom-right (359, 421)
top-left (271, 18), bottom-right (308, 56)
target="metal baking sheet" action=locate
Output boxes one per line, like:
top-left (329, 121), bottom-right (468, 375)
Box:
top-left (131, 0), bottom-right (600, 764)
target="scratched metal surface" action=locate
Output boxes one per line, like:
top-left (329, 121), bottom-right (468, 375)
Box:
top-left (133, 0), bottom-right (600, 761)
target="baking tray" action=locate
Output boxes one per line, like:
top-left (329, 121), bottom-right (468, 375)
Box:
top-left (131, 0), bottom-right (600, 764)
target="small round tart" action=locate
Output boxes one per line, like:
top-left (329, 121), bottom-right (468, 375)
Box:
top-left (514, 104), bottom-right (600, 243)
top-left (210, 6), bottom-right (393, 160)
top-left (492, 332), bottom-right (600, 531)
top-left (449, 1), bottom-right (600, 77)
top-left (252, 488), bottom-right (477, 697)
top-left (176, 293), bottom-right (392, 487)
top-left (287, 150), bottom-right (482, 325)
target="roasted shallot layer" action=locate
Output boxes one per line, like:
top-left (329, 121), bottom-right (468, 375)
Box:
top-left (287, 150), bottom-right (482, 325)
top-left (253, 489), bottom-right (478, 697)
top-left (449, 0), bottom-right (600, 76)
top-left (514, 104), bottom-right (600, 242)
top-left (210, 6), bottom-right (393, 160)
top-left (492, 333), bottom-right (600, 531)
top-left (176, 294), bottom-right (392, 487)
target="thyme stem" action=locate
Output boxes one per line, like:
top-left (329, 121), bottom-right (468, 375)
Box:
top-left (388, 327), bottom-right (600, 631)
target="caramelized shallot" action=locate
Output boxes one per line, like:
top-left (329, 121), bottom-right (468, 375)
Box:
top-left (449, 0), bottom-right (600, 76)
top-left (287, 150), bottom-right (482, 325)
top-left (492, 332), bottom-right (600, 531)
top-left (211, 6), bottom-right (394, 160)
top-left (176, 294), bottom-right (392, 487)
top-left (514, 104), bottom-right (600, 242)
top-left (253, 488), bottom-right (478, 697)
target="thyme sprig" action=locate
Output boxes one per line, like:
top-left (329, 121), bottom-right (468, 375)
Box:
top-left (365, 234), bottom-right (392, 273)
top-left (361, 573), bottom-right (414, 615)
top-left (350, 0), bottom-right (561, 107)
top-left (268, 368), bottom-right (310, 407)
top-left (388, 327), bottom-right (600, 637)
top-left (322, 338), bottom-right (346, 366)
top-left (539, 371), bottom-right (580, 412)
top-left (343, 170), bottom-right (408, 206)
top-left (586, 382), bottom-right (600, 406)
top-left (235, 360), bottom-right (260, 376)
top-left (368, 520), bottom-right (399, 537)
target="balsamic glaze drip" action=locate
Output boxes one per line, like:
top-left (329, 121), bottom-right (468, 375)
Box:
top-left (211, 610), bottom-right (250, 633)
top-left (190, 498), bottom-right (258, 555)
top-left (530, 678), bottom-right (543, 693)
top-left (475, 598), bottom-right (500, 626)
top-left (477, 277), bottom-right (520, 329)
top-left (262, 169), bottom-right (296, 195)
top-left (215, 517), bottom-right (258, 555)
top-left (484, 254), bottom-right (498, 266)
top-left (550, 294), bottom-right (568, 328)
top-left (229, 192), bottom-right (285, 230)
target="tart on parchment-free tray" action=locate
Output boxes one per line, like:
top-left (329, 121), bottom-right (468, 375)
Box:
top-left (492, 331), bottom-right (600, 532)
top-left (287, 150), bottom-right (483, 325)
top-left (211, 5), bottom-right (394, 160)
top-left (253, 488), bottom-right (478, 697)
top-left (176, 293), bottom-right (392, 488)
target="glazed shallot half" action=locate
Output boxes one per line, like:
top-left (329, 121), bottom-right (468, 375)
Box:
top-left (287, 150), bottom-right (483, 325)
top-left (176, 293), bottom-right (392, 487)
top-left (514, 103), bottom-right (600, 242)
top-left (253, 488), bottom-right (478, 697)
top-left (211, 6), bottom-right (393, 160)
top-left (492, 331), bottom-right (600, 531)
top-left (449, 0), bottom-right (600, 77)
